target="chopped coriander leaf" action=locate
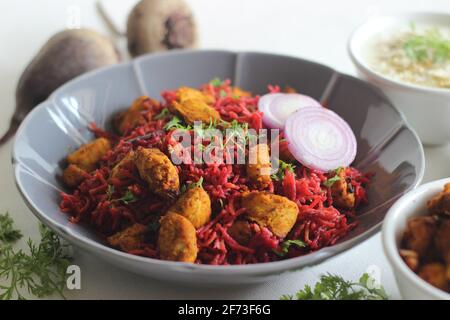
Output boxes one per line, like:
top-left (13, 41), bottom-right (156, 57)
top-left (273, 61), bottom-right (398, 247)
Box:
top-left (209, 78), bottom-right (223, 87)
top-left (182, 177), bottom-right (204, 193)
top-left (403, 26), bottom-right (450, 63)
top-left (323, 167), bottom-right (344, 187)
top-left (114, 190), bottom-right (137, 205)
top-left (192, 176), bottom-right (204, 188)
top-left (281, 273), bottom-right (388, 300)
top-left (154, 108), bottom-right (171, 120)
top-left (220, 89), bottom-right (227, 97)
top-left (273, 239), bottom-right (306, 257)
top-left (324, 175), bottom-right (341, 188)
top-left (271, 160), bottom-right (296, 181)
top-left (163, 116), bottom-right (192, 131)
top-left (0, 213), bottom-right (22, 244)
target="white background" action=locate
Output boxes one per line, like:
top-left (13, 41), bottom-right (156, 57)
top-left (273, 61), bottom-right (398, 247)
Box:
top-left (0, 0), bottom-right (449, 299)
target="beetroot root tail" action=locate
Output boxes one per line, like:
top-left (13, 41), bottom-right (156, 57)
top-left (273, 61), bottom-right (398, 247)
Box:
top-left (0, 121), bottom-right (19, 146)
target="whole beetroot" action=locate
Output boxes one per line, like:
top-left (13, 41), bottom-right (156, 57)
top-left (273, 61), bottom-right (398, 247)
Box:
top-left (127, 0), bottom-right (198, 57)
top-left (0, 29), bottom-right (120, 145)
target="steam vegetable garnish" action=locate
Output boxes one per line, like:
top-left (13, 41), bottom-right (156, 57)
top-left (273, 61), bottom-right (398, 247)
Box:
top-left (281, 273), bottom-right (389, 300)
top-left (60, 80), bottom-right (370, 265)
top-left (284, 107), bottom-right (357, 172)
top-left (258, 93), bottom-right (321, 129)
top-left (0, 212), bottom-right (72, 300)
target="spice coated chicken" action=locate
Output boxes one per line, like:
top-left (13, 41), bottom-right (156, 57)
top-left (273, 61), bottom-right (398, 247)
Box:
top-left (400, 183), bottom-right (450, 293)
top-left (158, 213), bottom-right (198, 262)
top-left (247, 143), bottom-right (272, 188)
top-left (170, 88), bottom-right (220, 125)
top-left (134, 147), bottom-right (180, 199)
top-left (62, 137), bottom-right (111, 187)
top-left (166, 186), bottom-right (211, 229)
top-left (240, 192), bottom-right (299, 238)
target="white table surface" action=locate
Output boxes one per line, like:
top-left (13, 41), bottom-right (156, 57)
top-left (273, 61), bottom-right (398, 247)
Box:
top-left (1, 0), bottom-right (449, 300)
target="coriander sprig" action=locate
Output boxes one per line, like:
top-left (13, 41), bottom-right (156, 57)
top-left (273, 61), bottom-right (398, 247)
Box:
top-left (271, 160), bottom-right (296, 181)
top-left (281, 273), bottom-right (389, 300)
top-left (0, 213), bottom-right (72, 300)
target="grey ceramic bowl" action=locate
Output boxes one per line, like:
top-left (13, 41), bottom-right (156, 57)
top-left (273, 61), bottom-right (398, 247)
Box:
top-left (12, 50), bottom-right (425, 285)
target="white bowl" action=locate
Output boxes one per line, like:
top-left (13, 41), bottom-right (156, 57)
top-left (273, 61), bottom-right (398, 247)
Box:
top-left (382, 178), bottom-right (450, 300)
top-left (349, 12), bottom-right (450, 146)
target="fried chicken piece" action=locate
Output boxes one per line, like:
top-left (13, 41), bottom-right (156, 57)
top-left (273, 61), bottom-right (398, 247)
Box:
top-left (330, 169), bottom-right (356, 209)
top-left (241, 192), bottom-right (298, 238)
top-left (107, 223), bottom-right (148, 252)
top-left (418, 263), bottom-right (449, 292)
top-left (66, 137), bottom-right (111, 172)
top-left (62, 164), bottom-right (88, 188)
top-left (170, 99), bottom-right (220, 125)
top-left (402, 216), bottom-right (437, 256)
top-left (158, 213), bottom-right (198, 263)
top-left (247, 143), bottom-right (272, 188)
top-left (169, 87), bottom-right (220, 125)
top-left (166, 186), bottom-right (211, 229)
top-left (228, 220), bottom-right (252, 245)
top-left (427, 183), bottom-right (450, 217)
top-left (177, 87), bottom-right (214, 104)
top-left (110, 151), bottom-right (135, 180)
top-left (134, 147), bottom-right (179, 198)
top-left (400, 249), bottom-right (420, 272)
top-left (115, 96), bottom-right (153, 134)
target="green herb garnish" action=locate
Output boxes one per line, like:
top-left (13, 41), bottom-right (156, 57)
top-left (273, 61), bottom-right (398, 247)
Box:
top-left (273, 239), bottom-right (306, 257)
top-left (220, 89), bottom-right (227, 97)
top-left (323, 167), bottom-right (344, 187)
top-left (191, 176), bottom-right (204, 188)
top-left (181, 177), bottom-right (204, 193)
top-left (154, 108), bottom-right (171, 120)
top-left (0, 214), bottom-right (72, 300)
top-left (163, 115), bottom-right (192, 131)
top-left (114, 190), bottom-right (137, 205)
top-left (0, 213), bottom-right (22, 244)
top-left (403, 25), bottom-right (450, 63)
top-left (271, 160), bottom-right (296, 181)
top-left (280, 273), bottom-right (389, 300)
top-left (107, 186), bottom-right (137, 205)
top-left (209, 78), bottom-right (223, 87)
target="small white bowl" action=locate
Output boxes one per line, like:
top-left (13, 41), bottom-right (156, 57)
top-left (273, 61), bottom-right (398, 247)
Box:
top-left (348, 12), bottom-right (450, 146)
top-left (382, 178), bottom-right (450, 300)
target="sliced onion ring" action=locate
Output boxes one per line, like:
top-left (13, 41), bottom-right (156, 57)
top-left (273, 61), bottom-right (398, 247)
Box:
top-left (284, 107), bottom-right (357, 172)
top-left (258, 93), bottom-right (321, 129)
top-left (258, 93), bottom-right (283, 129)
